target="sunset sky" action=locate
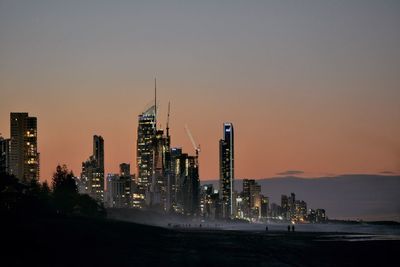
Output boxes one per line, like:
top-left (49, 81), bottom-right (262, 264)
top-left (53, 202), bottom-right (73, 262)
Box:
top-left (1, 0), bottom-right (399, 182)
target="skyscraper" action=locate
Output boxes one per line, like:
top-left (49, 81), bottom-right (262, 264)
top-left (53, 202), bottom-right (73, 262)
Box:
top-left (242, 179), bottom-right (261, 219)
top-left (150, 128), bottom-right (171, 210)
top-left (219, 122), bottom-right (234, 218)
top-left (249, 182), bottom-right (261, 219)
top-left (93, 135), bottom-right (104, 172)
top-left (136, 105), bottom-right (156, 190)
top-left (242, 179), bottom-right (255, 218)
top-left (9, 112), bottom-right (39, 182)
top-left (170, 147), bottom-right (182, 211)
top-left (80, 135), bottom-right (104, 202)
top-left (281, 194), bottom-right (289, 219)
top-left (172, 152), bottom-right (200, 215)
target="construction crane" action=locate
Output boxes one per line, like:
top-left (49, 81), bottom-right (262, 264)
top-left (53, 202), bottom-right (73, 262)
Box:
top-left (185, 124), bottom-right (200, 158)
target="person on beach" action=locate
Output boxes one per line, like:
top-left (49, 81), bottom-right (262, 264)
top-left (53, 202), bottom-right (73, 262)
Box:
top-left (265, 226), bottom-right (268, 231)
top-left (292, 225), bottom-right (295, 232)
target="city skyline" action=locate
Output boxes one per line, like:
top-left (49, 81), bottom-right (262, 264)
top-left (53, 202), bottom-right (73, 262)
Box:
top-left (1, 1), bottom-right (399, 182)
top-left (1, 2), bottom-right (399, 266)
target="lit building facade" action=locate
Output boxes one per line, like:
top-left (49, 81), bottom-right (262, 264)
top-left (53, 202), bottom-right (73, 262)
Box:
top-left (136, 106), bottom-right (156, 189)
top-left (148, 129), bottom-right (171, 210)
top-left (170, 147), bottom-right (182, 211)
top-left (281, 194), bottom-right (289, 219)
top-left (172, 152), bottom-right (200, 215)
top-left (219, 122), bottom-right (234, 218)
top-left (242, 179), bottom-right (255, 218)
top-left (105, 173), bottom-right (134, 208)
top-left (10, 112), bottom-right (39, 182)
top-left (80, 135), bottom-right (104, 202)
top-left (295, 200), bottom-right (307, 220)
top-left (249, 182), bottom-right (261, 220)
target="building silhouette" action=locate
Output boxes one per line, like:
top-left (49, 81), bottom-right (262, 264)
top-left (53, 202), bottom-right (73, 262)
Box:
top-left (93, 135), bottom-right (104, 172)
top-left (172, 151), bottom-right (200, 215)
top-left (242, 179), bottom-right (262, 220)
top-left (148, 128), bottom-right (171, 210)
top-left (170, 147), bottom-right (182, 211)
top-left (105, 167), bottom-right (135, 208)
top-left (9, 112), bottom-right (39, 182)
top-left (79, 135), bottom-right (104, 202)
top-left (119, 163), bottom-right (130, 177)
top-left (260, 196), bottom-right (269, 219)
top-left (281, 194), bottom-right (289, 219)
top-left (0, 136), bottom-right (10, 174)
top-left (219, 122), bottom-right (234, 218)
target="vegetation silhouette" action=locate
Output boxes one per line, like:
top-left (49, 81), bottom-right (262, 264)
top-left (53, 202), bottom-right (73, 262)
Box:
top-left (0, 164), bottom-right (105, 219)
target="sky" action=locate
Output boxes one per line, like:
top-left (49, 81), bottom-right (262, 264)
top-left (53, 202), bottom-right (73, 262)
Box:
top-left (0, 0), bottom-right (399, 182)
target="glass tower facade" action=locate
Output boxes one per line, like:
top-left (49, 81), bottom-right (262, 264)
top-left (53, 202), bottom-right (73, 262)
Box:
top-left (136, 106), bottom-right (156, 189)
top-left (219, 122), bottom-right (234, 218)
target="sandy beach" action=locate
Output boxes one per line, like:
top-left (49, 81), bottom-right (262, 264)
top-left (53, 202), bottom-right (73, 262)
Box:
top-left (3, 216), bottom-right (399, 266)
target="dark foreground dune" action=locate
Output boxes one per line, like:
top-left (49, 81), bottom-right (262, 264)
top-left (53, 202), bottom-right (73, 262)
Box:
top-left (2, 216), bottom-right (399, 267)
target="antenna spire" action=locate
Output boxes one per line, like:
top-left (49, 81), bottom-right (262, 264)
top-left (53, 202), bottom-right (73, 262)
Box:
top-left (166, 101), bottom-right (170, 137)
top-left (154, 77), bottom-right (157, 131)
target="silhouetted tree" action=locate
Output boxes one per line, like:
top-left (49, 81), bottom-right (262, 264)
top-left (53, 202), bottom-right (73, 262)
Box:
top-left (41, 180), bottom-right (51, 195)
top-left (52, 165), bottom-right (77, 194)
top-left (0, 172), bottom-right (22, 214)
top-left (74, 194), bottom-right (106, 218)
top-left (1, 165), bottom-right (106, 219)
top-left (52, 165), bottom-right (77, 215)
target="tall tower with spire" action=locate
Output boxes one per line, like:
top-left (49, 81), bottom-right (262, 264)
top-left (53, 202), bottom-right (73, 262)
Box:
top-left (219, 122), bottom-right (234, 218)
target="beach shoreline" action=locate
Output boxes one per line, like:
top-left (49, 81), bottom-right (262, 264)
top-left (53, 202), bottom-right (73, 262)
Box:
top-left (3, 215), bottom-right (400, 266)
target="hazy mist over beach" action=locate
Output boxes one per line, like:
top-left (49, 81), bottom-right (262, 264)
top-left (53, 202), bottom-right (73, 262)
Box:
top-left (203, 174), bottom-right (400, 222)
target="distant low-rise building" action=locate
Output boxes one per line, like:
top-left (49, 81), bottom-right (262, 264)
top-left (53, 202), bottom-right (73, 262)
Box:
top-left (295, 200), bottom-right (307, 221)
top-left (260, 196), bottom-right (269, 219)
top-left (316, 209), bottom-right (326, 222)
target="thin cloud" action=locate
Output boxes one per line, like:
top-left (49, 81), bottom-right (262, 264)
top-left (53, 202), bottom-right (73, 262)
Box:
top-left (380, 171), bottom-right (396, 175)
top-left (276, 170), bottom-right (304, 176)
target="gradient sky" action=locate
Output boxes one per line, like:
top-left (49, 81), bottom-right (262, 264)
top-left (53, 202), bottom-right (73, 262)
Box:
top-left (0, 0), bottom-right (399, 182)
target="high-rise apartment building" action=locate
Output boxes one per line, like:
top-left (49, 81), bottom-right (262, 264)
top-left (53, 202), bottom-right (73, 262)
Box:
top-left (170, 147), bottom-right (182, 210)
top-left (242, 179), bottom-right (255, 218)
top-left (9, 112), bottom-right (39, 182)
top-left (281, 194), bottom-right (289, 219)
top-left (147, 129), bottom-right (171, 209)
top-left (242, 179), bottom-right (262, 219)
top-left (105, 172), bottom-right (133, 208)
top-left (80, 135), bottom-right (104, 202)
top-left (172, 152), bottom-right (200, 215)
top-left (219, 122), bottom-right (234, 218)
